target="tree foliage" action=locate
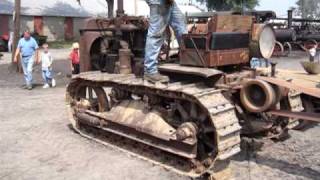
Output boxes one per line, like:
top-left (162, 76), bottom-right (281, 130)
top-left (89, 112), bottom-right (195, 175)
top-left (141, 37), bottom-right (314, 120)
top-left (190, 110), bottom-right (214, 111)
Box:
top-left (196, 0), bottom-right (259, 11)
top-left (296, 0), bottom-right (320, 19)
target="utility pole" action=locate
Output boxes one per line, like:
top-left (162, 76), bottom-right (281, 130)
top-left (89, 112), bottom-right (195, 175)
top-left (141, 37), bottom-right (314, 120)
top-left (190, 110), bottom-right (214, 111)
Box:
top-left (106, 0), bottom-right (114, 18)
top-left (134, 0), bottom-right (138, 16)
top-left (12, 0), bottom-right (21, 72)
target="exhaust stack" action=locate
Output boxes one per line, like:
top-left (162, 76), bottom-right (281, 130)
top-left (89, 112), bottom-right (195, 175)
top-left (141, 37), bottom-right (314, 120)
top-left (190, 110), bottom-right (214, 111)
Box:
top-left (116, 0), bottom-right (125, 17)
top-left (288, 10), bottom-right (293, 29)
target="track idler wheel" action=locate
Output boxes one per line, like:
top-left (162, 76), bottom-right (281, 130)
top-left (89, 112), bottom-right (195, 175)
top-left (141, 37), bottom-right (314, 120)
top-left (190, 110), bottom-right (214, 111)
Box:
top-left (176, 122), bottom-right (198, 141)
top-left (240, 79), bottom-right (279, 113)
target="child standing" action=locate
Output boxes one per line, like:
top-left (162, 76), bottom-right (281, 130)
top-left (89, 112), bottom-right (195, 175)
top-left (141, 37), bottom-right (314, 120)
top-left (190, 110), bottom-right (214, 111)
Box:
top-left (69, 42), bottom-right (80, 74)
top-left (41, 43), bottom-right (56, 88)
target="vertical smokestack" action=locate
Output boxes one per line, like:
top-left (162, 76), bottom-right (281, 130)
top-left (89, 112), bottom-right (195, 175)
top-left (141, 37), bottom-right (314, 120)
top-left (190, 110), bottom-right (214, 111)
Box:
top-left (116, 0), bottom-right (124, 17)
top-left (288, 10), bottom-right (293, 29)
top-left (107, 0), bottom-right (114, 18)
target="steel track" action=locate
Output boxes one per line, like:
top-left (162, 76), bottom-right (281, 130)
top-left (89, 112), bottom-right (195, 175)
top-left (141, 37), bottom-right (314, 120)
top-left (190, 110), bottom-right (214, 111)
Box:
top-left (66, 72), bottom-right (241, 178)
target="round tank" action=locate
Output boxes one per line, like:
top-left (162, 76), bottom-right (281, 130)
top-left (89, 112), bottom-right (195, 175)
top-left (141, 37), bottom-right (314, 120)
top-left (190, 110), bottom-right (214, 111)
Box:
top-left (250, 24), bottom-right (276, 59)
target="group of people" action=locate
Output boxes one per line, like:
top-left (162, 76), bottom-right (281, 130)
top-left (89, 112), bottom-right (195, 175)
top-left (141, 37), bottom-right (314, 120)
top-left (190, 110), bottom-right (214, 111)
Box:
top-left (13, 30), bottom-right (80, 90)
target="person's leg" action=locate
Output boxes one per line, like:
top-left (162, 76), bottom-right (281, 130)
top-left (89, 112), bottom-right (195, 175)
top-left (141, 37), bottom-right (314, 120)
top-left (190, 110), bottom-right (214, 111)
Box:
top-left (75, 64), bottom-right (80, 74)
top-left (42, 69), bottom-right (50, 88)
top-left (21, 58), bottom-right (29, 86)
top-left (144, 4), bottom-right (170, 75)
top-left (26, 57), bottom-right (34, 88)
top-left (46, 69), bottom-right (53, 85)
top-left (8, 41), bottom-right (12, 53)
top-left (72, 64), bottom-right (76, 74)
top-left (42, 69), bottom-right (47, 84)
top-left (47, 68), bottom-right (55, 87)
top-left (169, 2), bottom-right (188, 45)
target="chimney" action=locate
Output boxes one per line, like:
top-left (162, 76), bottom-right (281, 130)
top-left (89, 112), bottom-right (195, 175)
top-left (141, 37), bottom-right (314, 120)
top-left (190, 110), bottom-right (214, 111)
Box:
top-left (116, 0), bottom-right (124, 17)
top-left (288, 10), bottom-right (293, 29)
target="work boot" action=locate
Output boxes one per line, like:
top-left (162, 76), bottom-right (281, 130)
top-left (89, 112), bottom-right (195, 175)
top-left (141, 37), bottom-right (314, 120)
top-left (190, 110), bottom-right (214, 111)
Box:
top-left (144, 73), bottom-right (169, 83)
top-left (27, 84), bottom-right (33, 90)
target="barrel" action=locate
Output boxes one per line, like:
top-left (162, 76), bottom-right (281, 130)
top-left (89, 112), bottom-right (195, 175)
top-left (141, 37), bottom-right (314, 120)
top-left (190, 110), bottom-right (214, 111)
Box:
top-left (274, 29), bottom-right (297, 42)
top-left (249, 24), bottom-right (276, 59)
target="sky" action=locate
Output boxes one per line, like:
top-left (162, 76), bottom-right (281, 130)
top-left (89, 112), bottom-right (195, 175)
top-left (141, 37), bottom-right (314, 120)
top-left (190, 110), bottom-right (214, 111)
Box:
top-left (175, 0), bottom-right (298, 18)
top-left (256, 0), bottom-right (298, 17)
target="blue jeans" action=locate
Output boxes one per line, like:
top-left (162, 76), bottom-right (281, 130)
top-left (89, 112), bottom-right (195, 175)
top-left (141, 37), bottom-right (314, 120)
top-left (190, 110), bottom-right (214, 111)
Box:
top-left (144, 3), bottom-right (187, 74)
top-left (42, 67), bottom-right (53, 84)
top-left (21, 56), bottom-right (34, 86)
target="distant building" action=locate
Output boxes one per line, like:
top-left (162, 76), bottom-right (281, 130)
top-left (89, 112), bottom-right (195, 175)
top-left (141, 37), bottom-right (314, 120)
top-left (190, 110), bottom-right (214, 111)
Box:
top-left (0, 0), bottom-right (202, 42)
top-left (0, 0), bottom-right (108, 41)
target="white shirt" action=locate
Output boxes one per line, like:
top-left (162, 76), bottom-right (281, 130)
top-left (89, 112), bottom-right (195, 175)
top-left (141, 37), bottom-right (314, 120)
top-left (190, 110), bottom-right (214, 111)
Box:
top-left (309, 48), bottom-right (316, 57)
top-left (41, 52), bottom-right (53, 69)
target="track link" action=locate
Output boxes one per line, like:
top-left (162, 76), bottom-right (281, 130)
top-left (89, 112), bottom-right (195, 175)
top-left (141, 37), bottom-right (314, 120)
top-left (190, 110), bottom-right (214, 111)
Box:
top-left (287, 90), bottom-right (304, 129)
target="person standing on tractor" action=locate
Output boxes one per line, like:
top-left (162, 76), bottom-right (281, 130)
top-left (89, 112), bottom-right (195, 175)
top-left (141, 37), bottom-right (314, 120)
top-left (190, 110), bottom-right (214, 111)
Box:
top-left (144, 0), bottom-right (187, 83)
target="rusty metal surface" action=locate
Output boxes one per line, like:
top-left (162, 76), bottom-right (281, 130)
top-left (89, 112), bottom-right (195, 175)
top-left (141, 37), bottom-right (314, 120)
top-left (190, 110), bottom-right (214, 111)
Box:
top-left (268, 110), bottom-right (320, 123)
top-left (208, 15), bottom-right (253, 33)
top-left (180, 46), bottom-right (249, 67)
top-left (79, 109), bottom-right (198, 159)
top-left (66, 72), bottom-right (242, 177)
top-left (257, 76), bottom-right (320, 99)
top-left (67, 7), bottom-right (320, 178)
top-left (79, 16), bottom-right (148, 72)
top-left (118, 49), bottom-right (132, 74)
top-left (159, 63), bottom-right (223, 78)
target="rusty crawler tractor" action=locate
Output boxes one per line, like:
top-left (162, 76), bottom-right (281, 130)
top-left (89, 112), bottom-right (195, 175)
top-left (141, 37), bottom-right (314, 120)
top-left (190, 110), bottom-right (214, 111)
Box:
top-left (66, 2), bottom-right (320, 179)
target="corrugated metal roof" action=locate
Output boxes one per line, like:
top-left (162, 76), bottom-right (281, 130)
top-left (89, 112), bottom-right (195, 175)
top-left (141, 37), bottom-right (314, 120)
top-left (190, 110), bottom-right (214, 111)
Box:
top-left (0, 0), bottom-right (108, 17)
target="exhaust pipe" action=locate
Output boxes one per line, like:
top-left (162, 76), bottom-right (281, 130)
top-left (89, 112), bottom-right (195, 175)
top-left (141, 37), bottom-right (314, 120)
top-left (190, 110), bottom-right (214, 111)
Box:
top-left (240, 79), bottom-right (279, 113)
top-left (116, 0), bottom-right (125, 17)
top-left (288, 10), bottom-right (293, 29)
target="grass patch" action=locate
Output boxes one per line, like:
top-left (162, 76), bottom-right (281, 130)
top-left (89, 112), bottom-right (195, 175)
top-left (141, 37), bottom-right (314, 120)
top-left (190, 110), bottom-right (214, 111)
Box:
top-left (47, 41), bottom-right (74, 49)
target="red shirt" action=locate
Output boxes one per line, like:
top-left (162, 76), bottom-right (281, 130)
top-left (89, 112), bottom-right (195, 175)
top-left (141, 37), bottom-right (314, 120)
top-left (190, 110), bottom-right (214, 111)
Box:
top-left (69, 50), bottom-right (80, 64)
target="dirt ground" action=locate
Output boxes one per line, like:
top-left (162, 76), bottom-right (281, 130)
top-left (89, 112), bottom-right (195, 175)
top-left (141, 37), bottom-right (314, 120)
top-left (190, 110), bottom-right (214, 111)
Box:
top-left (0, 50), bottom-right (319, 180)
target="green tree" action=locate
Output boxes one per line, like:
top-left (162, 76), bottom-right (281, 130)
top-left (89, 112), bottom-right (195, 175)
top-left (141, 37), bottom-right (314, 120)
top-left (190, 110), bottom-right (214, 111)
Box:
top-left (196, 0), bottom-right (259, 11)
top-left (296, 0), bottom-right (320, 19)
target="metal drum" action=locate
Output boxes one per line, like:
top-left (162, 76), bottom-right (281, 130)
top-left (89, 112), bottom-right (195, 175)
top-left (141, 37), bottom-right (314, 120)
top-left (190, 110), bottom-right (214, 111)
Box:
top-left (274, 28), bottom-right (297, 42)
top-left (250, 24), bottom-right (276, 59)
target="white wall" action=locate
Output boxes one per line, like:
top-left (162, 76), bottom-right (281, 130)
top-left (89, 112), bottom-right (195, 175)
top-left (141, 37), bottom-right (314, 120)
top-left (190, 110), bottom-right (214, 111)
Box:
top-left (8, 16), bottom-right (34, 34)
top-left (43, 16), bottom-right (65, 41)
